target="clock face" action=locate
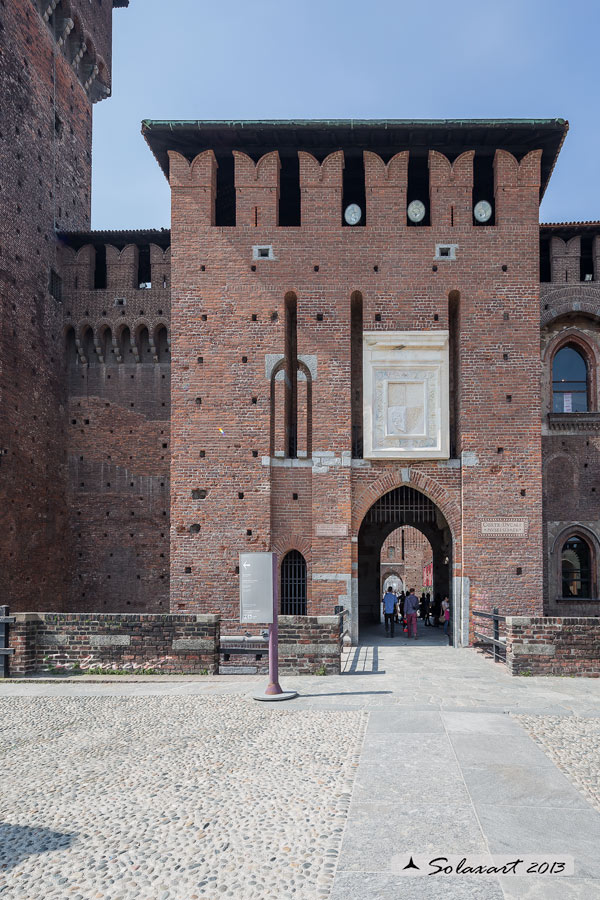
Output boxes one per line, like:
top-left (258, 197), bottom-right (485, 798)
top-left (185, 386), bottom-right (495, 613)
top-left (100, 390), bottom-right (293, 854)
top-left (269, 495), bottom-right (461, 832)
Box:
top-left (344, 203), bottom-right (362, 225)
top-left (474, 200), bottom-right (492, 222)
top-left (407, 200), bottom-right (426, 223)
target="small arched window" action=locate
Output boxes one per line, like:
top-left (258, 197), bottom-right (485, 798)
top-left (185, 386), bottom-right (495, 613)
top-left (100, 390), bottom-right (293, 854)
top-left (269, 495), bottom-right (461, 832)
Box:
top-left (137, 327), bottom-right (151, 360)
top-left (155, 326), bottom-right (169, 362)
top-left (552, 345), bottom-right (588, 412)
top-left (81, 327), bottom-right (96, 366)
top-left (280, 550), bottom-right (307, 616)
top-left (561, 536), bottom-right (591, 598)
top-left (65, 327), bottom-right (77, 369)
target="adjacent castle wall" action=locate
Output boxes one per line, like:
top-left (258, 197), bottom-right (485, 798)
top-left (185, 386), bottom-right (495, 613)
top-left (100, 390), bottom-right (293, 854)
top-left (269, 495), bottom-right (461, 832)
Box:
top-left (0, 1), bottom-right (122, 612)
top-left (60, 238), bottom-right (171, 613)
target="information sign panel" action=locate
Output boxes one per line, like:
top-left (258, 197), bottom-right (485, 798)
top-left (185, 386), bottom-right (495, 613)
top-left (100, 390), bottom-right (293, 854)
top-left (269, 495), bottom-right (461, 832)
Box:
top-left (240, 552), bottom-right (274, 624)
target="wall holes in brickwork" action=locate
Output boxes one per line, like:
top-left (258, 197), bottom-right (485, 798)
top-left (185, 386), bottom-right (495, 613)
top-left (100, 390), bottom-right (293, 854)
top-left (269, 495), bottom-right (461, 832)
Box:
top-left (516, 567), bottom-right (523, 576)
top-left (292, 493), bottom-right (298, 500)
top-left (192, 489), bottom-right (207, 500)
top-left (199, 450), bottom-right (206, 458)
top-left (252, 449), bottom-right (258, 457)
top-left (201, 314), bottom-right (207, 321)
top-left (375, 313), bottom-right (381, 322)
top-left (433, 314), bottom-right (439, 321)
top-left (242, 356), bottom-right (248, 363)
top-left (506, 394), bottom-right (512, 402)
top-left (251, 396), bottom-right (257, 404)
top-left (503, 353), bottom-right (509, 361)
top-left (521, 489), bottom-right (526, 496)
top-left (271, 311), bottom-right (278, 322)
top-left (246, 529), bottom-right (252, 536)
top-left (238, 492), bottom-right (244, 499)
top-left (195, 397), bottom-right (202, 405)
top-left (185, 567), bottom-right (192, 574)
top-left (252, 314), bottom-right (258, 321)
top-left (316, 313), bottom-right (323, 321)
top-left (313, 265), bottom-right (319, 272)
top-left (189, 524), bottom-right (201, 534)
top-left (503, 312), bottom-right (509, 321)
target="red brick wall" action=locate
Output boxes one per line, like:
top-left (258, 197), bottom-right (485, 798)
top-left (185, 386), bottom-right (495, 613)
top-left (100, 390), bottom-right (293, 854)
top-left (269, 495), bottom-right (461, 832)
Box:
top-left (60, 241), bottom-right (171, 612)
top-left (506, 616), bottom-right (600, 676)
top-left (0, 1), bottom-right (122, 612)
top-left (9, 611), bottom-right (219, 675)
top-left (168, 144), bottom-right (544, 635)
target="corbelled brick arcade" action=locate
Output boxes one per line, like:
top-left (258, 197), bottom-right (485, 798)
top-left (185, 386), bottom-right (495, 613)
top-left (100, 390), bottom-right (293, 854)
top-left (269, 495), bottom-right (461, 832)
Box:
top-left (2, 2), bottom-right (600, 656)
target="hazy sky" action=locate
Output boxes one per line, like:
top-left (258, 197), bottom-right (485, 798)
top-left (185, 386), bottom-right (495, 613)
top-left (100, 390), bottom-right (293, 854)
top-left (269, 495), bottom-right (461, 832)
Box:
top-left (92, 0), bottom-right (600, 230)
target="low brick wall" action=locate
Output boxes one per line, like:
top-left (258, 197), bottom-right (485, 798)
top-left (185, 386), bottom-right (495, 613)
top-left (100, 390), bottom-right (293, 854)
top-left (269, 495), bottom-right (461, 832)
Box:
top-left (278, 612), bottom-right (346, 675)
top-left (9, 613), bottom-right (220, 675)
top-left (506, 616), bottom-right (600, 677)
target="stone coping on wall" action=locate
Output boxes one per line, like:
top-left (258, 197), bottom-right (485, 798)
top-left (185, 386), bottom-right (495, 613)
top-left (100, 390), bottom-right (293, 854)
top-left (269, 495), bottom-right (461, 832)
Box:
top-left (13, 613), bottom-right (220, 623)
top-left (505, 615), bottom-right (600, 677)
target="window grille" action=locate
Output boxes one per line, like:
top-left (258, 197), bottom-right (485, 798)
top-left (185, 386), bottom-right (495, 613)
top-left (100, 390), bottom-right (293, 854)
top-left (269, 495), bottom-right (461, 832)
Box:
top-left (365, 487), bottom-right (436, 525)
top-left (280, 550), bottom-right (307, 615)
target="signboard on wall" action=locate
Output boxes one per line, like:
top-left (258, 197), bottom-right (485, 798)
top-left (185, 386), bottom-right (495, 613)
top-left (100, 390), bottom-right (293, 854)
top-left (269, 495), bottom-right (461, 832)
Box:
top-left (239, 552), bottom-right (275, 624)
top-left (481, 519), bottom-right (529, 537)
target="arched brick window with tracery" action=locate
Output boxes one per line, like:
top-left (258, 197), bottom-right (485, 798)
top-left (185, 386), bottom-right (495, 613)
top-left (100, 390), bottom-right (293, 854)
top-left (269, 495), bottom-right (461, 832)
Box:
top-left (552, 343), bottom-right (589, 412)
top-left (561, 534), bottom-right (593, 598)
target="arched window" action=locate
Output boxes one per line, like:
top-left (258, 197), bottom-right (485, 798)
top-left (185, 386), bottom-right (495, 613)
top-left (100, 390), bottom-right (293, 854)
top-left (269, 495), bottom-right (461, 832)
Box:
top-left (561, 536), bottom-right (591, 598)
top-left (119, 326), bottom-right (135, 363)
top-left (280, 550), bottom-right (307, 615)
top-left (81, 326), bottom-right (96, 366)
top-left (155, 326), bottom-right (169, 362)
top-left (552, 345), bottom-right (588, 412)
top-left (100, 327), bottom-right (115, 363)
top-left (65, 327), bottom-right (77, 369)
top-left (137, 326), bottom-right (151, 360)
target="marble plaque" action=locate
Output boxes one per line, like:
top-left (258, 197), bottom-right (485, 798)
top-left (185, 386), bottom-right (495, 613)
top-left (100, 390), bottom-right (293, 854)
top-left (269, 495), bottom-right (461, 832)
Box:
top-left (315, 523), bottom-right (349, 537)
top-left (363, 330), bottom-right (449, 459)
top-left (481, 519), bottom-right (529, 537)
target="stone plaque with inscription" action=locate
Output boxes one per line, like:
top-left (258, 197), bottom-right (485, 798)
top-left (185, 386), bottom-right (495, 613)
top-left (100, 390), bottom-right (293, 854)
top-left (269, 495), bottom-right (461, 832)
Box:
top-left (363, 331), bottom-right (449, 459)
top-left (481, 519), bottom-right (529, 537)
top-left (315, 523), bottom-right (349, 537)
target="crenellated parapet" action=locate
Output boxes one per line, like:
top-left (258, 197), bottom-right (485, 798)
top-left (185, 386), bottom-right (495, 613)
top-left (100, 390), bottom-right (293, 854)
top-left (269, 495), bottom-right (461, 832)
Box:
top-left (494, 149), bottom-right (542, 225)
top-left (233, 151), bottom-right (280, 227)
top-left (429, 150), bottom-right (474, 228)
top-left (363, 151), bottom-right (408, 226)
top-left (298, 151), bottom-right (344, 227)
top-left (33, 0), bottom-right (124, 102)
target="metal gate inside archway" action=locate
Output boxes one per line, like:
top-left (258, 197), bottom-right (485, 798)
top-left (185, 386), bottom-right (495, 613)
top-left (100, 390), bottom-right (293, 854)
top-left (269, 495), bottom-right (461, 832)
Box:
top-left (357, 486), bottom-right (453, 636)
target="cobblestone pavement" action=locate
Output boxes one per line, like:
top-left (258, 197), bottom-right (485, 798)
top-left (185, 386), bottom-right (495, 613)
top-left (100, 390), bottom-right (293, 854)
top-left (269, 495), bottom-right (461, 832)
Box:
top-left (0, 695), bottom-right (366, 900)
top-left (517, 715), bottom-right (600, 813)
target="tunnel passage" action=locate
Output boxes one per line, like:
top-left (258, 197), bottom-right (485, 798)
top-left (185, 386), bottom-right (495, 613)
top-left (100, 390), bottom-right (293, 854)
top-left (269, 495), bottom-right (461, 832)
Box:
top-left (358, 486), bottom-right (452, 631)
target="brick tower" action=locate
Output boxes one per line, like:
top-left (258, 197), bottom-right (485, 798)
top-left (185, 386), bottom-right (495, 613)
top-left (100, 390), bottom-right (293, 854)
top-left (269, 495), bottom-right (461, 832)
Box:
top-left (0, 1), bottom-right (128, 610)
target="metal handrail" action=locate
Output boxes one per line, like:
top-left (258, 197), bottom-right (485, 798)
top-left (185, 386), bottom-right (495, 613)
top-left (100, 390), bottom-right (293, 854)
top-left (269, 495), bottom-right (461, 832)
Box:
top-left (472, 607), bottom-right (506, 664)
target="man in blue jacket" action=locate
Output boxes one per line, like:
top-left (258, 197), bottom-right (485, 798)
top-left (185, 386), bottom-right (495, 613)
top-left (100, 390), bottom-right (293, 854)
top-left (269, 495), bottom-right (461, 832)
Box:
top-left (382, 588), bottom-right (398, 637)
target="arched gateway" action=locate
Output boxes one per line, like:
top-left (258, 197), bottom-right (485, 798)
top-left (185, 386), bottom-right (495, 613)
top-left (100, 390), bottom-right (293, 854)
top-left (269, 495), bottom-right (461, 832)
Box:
top-left (357, 486), bottom-right (458, 642)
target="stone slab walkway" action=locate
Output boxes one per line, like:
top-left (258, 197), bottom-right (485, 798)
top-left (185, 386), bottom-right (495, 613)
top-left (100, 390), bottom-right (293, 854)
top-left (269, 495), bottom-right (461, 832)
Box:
top-left (1, 619), bottom-right (599, 899)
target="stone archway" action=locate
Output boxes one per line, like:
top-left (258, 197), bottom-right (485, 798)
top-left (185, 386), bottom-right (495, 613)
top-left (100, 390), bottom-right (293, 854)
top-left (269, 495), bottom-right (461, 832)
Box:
top-left (357, 485), bottom-right (454, 643)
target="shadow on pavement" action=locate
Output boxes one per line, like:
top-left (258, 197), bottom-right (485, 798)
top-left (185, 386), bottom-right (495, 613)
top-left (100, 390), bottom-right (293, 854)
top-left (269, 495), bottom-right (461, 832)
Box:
top-left (0, 823), bottom-right (76, 870)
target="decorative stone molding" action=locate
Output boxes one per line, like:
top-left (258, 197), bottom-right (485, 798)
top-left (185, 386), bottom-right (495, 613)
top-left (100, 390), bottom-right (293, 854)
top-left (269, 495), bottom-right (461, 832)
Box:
top-left (362, 330), bottom-right (449, 459)
top-left (547, 412), bottom-right (600, 433)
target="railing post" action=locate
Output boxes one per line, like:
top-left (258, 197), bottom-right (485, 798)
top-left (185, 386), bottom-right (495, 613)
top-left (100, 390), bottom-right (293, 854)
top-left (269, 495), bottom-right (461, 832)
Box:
top-left (493, 606), bottom-right (499, 663)
top-left (1, 605), bottom-right (13, 678)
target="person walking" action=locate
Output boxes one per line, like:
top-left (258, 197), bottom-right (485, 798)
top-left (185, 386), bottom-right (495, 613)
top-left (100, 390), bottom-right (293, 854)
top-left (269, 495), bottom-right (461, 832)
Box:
top-left (404, 588), bottom-right (419, 640)
top-left (382, 588), bottom-right (398, 637)
top-left (442, 596), bottom-right (450, 636)
top-left (432, 593), bottom-right (442, 628)
top-left (422, 593), bottom-right (431, 626)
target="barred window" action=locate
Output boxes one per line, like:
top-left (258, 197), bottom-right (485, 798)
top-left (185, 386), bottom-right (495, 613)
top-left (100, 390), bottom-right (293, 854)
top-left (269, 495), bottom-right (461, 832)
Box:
top-left (280, 550), bottom-right (307, 615)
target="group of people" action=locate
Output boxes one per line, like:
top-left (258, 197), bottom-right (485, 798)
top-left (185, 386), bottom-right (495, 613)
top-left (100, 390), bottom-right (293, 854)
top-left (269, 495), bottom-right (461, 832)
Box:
top-left (382, 587), bottom-right (450, 639)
